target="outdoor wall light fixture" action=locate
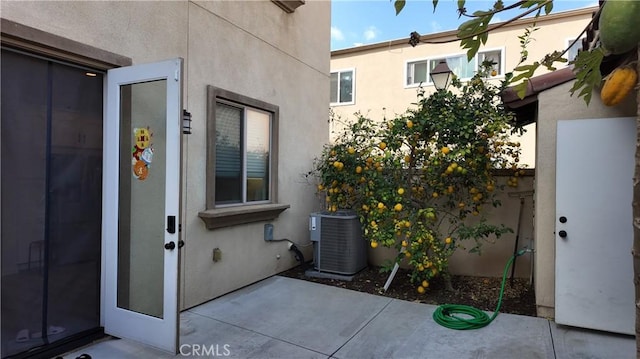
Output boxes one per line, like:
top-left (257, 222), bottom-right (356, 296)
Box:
top-left (182, 110), bottom-right (192, 135)
top-left (430, 60), bottom-right (453, 91)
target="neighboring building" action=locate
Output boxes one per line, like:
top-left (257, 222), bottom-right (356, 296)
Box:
top-left (1, 1), bottom-right (329, 356)
top-left (330, 7), bottom-right (596, 168)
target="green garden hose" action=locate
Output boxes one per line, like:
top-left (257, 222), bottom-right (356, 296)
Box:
top-left (432, 249), bottom-right (529, 330)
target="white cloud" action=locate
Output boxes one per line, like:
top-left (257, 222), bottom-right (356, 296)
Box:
top-left (331, 26), bottom-right (345, 41)
top-left (430, 21), bottom-right (442, 33)
top-left (363, 26), bottom-right (379, 41)
top-left (353, 42), bottom-right (364, 47)
top-left (490, 16), bottom-right (503, 24)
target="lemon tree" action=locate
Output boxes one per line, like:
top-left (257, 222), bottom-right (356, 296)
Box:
top-left (313, 74), bottom-right (521, 292)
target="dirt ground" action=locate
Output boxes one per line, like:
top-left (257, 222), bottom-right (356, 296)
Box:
top-left (279, 264), bottom-right (536, 317)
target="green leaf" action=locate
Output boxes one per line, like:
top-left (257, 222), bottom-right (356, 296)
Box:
top-left (466, 41), bottom-right (480, 61)
top-left (472, 10), bottom-right (490, 17)
top-left (458, 18), bottom-right (482, 37)
top-left (521, 0), bottom-right (543, 9)
top-left (515, 80), bottom-right (529, 99)
top-left (569, 48), bottom-right (604, 105)
top-left (510, 62), bottom-right (539, 83)
top-left (433, 0), bottom-right (439, 12)
top-left (544, 1), bottom-right (553, 15)
top-left (394, 0), bottom-right (406, 15)
top-left (456, 0), bottom-right (464, 12)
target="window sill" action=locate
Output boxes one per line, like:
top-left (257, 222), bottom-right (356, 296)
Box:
top-left (198, 203), bottom-right (290, 230)
top-left (330, 101), bottom-right (355, 107)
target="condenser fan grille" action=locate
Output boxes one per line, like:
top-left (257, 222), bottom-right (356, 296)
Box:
top-left (310, 211), bottom-right (367, 275)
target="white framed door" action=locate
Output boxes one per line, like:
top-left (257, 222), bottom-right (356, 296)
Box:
top-left (555, 117), bottom-right (634, 335)
top-left (103, 58), bottom-right (182, 353)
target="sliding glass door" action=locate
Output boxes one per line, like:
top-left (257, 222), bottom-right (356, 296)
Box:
top-left (1, 49), bottom-right (103, 358)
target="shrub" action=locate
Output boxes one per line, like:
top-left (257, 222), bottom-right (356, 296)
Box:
top-left (313, 75), bottom-right (522, 292)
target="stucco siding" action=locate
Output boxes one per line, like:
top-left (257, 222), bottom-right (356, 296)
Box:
top-left (1, 0), bottom-right (330, 309)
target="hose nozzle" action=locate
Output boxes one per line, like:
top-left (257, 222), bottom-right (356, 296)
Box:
top-left (516, 247), bottom-right (535, 256)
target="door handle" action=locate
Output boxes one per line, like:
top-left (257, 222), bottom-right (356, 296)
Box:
top-left (167, 216), bottom-right (176, 234)
top-left (164, 241), bottom-right (176, 250)
top-left (559, 230), bottom-right (567, 238)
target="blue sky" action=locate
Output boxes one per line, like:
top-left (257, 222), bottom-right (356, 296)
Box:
top-left (331, 0), bottom-right (599, 50)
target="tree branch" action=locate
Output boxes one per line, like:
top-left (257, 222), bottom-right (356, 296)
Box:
top-left (459, 0), bottom-right (528, 19)
top-left (414, 0), bottom-right (551, 45)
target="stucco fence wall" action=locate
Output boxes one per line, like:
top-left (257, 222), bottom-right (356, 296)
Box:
top-left (367, 173), bottom-right (535, 279)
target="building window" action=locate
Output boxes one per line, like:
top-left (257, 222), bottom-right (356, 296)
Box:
top-left (406, 49), bottom-right (503, 87)
top-left (208, 87), bottom-right (278, 206)
top-left (477, 50), bottom-right (502, 75)
top-left (201, 86), bottom-right (289, 229)
top-left (330, 69), bottom-right (355, 105)
top-left (566, 37), bottom-right (585, 63)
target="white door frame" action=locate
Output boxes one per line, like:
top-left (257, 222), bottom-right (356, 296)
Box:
top-left (101, 58), bottom-right (183, 353)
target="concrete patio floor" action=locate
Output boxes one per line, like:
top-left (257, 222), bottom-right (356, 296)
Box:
top-left (63, 275), bottom-right (635, 358)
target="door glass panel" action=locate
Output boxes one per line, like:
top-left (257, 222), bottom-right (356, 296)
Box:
top-left (1, 50), bottom-right (48, 357)
top-left (117, 80), bottom-right (167, 318)
top-left (1, 50), bottom-right (103, 357)
top-left (48, 60), bottom-right (103, 340)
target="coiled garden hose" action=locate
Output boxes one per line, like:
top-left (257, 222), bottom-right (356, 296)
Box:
top-left (432, 249), bottom-right (530, 330)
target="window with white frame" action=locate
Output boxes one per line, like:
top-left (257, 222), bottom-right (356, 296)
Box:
top-left (406, 49), bottom-right (503, 86)
top-left (207, 87), bottom-right (277, 207)
top-left (566, 37), bottom-right (585, 63)
top-left (477, 50), bottom-right (502, 75)
top-left (330, 69), bottom-right (354, 104)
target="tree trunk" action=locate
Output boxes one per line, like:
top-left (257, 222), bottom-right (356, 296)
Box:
top-left (634, 47), bottom-right (640, 358)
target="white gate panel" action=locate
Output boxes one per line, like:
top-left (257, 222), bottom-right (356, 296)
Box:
top-left (555, 117), bottom-right (634, 335)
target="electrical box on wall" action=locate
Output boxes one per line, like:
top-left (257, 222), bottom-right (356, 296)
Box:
top-left (212, 248), bottom-right (222, 262)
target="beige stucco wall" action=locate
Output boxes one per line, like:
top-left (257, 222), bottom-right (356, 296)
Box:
top-left (534, 82), bottom-right (636, 318)
top-left (1, 0), bottom-right (330, 309)
top-left (368, 174), bottom-right (535, 279)
top-left (330, 8), bottom-right (594, 169)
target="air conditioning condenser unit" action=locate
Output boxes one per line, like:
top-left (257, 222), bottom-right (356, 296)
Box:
top-left (308, 210), bottom-right (367, 277)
